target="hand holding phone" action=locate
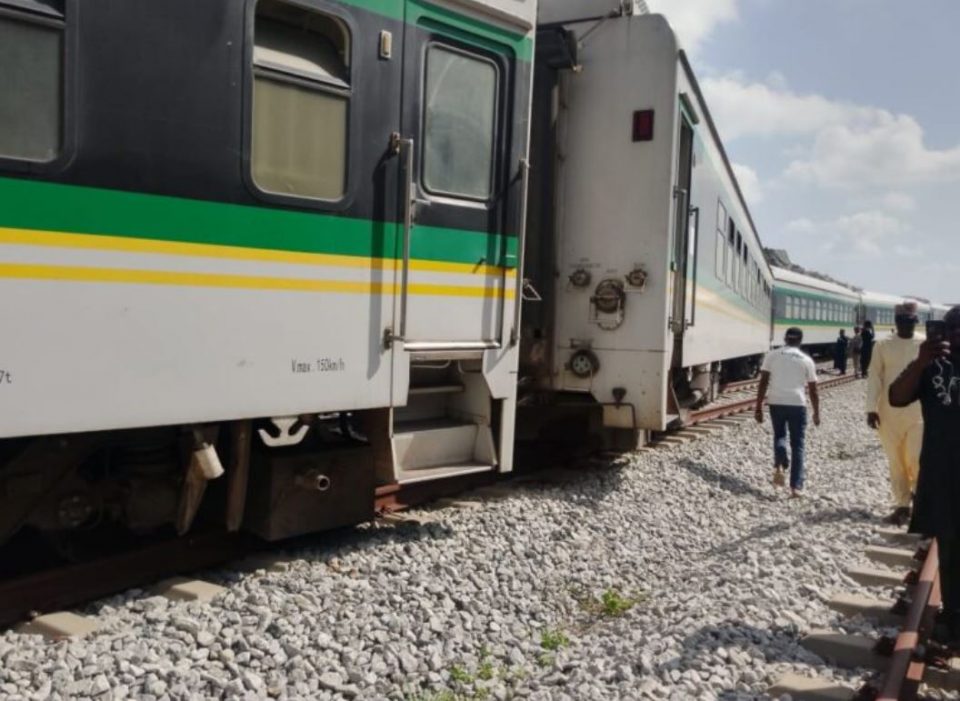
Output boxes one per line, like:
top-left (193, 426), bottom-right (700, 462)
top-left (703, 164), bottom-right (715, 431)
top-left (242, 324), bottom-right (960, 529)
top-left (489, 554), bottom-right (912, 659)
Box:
top-left (921, 320), bottom-right (950, 365)
top-left (927, 319), bottom-right (946, 342)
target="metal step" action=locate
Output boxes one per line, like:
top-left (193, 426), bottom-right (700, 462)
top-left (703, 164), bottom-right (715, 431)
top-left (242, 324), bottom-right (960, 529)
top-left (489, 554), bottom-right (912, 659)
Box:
top-left (408, 384), bottom-right (465, 396)
top-left (397, 462), bottom-right (495, 485)
top-left (392, 419), bottom-right (496, 472)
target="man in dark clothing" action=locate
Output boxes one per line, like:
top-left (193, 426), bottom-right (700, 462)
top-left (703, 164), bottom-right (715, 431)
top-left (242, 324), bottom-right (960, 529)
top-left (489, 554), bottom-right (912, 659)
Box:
top-left (861, 320), bottom-right (876, 378)
top-left (834, 329), bottom-right (849, 374)
top-left (890, 306), bottom-right (960, 647)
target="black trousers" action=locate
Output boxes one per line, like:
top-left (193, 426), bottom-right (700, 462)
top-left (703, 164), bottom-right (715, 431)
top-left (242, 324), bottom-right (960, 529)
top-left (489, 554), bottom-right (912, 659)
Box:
top-left (939, 536), bottom-right (960, 614)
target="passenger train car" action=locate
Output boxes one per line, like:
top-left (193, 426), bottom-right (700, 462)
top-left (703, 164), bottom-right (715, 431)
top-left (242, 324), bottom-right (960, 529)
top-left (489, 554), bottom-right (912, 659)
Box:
top-left (0, 0), bottom-right (536, 544)
top-left (0, 0), bottom-right (948, 555)
top-left (770, 266), bottom-right (861, 350)
top-left (771, 267), bottom-right (952, 352)
top-left (521, 8), bottom-right (773, 437)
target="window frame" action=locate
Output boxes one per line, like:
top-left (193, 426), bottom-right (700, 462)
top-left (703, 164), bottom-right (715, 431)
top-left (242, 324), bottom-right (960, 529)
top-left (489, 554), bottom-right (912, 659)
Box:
top-left (243, 0), bottom-right (359, 211)
top-left (418, 40), bottom-right (502, 204)
top-left (715, 230), bottom-right (725, 280)
top-left (0, 0), bottom-right (74, 175)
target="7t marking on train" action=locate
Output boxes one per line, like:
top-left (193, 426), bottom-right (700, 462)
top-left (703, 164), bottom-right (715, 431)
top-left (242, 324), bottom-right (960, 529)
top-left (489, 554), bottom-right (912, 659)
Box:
top-left (0, 370), bottom-right (11, 385)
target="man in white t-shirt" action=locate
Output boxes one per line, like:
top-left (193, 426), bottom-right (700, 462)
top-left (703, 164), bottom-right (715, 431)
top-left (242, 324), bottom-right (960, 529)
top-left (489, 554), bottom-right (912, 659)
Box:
top-left (754, 327), bottom-right (821, 497)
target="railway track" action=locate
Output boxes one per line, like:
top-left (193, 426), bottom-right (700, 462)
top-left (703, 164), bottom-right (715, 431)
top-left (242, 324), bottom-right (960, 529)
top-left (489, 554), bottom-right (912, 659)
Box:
top-left (0, 471), bottom-right (497, 629)
top-left (717, 361), bottom-right (839, 396)
top-left (5, 381), bottom-right (953, 699)
top-left (646, 368), bottom-right (859, 442)
top-left (769, 529), bottom-right (959, 700)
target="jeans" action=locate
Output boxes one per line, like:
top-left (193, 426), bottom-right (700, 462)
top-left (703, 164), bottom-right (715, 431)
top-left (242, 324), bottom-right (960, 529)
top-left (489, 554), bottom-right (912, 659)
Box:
top-left (769, 405), bottom-right (807, 490)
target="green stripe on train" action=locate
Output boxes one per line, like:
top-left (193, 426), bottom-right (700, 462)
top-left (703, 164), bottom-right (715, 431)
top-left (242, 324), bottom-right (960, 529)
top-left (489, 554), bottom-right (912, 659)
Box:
top-left (773, 318), bottom-right (857, 327)
top-left (341, 0), bottom-right (533, 61)
top-left (0, 178), bottom-right (518, 267)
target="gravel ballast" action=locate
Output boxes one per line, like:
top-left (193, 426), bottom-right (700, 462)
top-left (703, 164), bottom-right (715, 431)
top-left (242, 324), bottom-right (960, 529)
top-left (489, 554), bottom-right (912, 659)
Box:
top-left (0, 382), bottom-right (940, 700)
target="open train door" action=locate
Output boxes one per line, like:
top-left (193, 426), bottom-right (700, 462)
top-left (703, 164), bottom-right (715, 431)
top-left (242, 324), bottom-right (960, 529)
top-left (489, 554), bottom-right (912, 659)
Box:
top-left (391, 0), bottom-right (517, 352)
top-left (374, 0), bottom-right (529, 486)
top-left (670, 112), bottom-right (698, 366)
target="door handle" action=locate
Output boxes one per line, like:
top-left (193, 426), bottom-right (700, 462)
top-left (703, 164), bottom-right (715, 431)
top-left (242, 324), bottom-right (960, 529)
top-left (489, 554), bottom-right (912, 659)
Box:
top-left (510, 157), bottom-right (531, 346)
top-left (386, 136), bottom-right (415, 348)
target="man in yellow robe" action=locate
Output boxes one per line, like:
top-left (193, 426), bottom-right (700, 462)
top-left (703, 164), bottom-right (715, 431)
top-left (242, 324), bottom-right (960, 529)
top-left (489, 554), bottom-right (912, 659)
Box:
top-left (866, 301), bottom-right (923, 525)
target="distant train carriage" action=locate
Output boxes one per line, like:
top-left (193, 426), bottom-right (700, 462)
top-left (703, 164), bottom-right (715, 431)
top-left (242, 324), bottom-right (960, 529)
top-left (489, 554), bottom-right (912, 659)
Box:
top-left (932, 303), bottom-right (952, 321)
top-left (771, 266), bottom-right (859, 353)
top-left (0, 0), bottom-right (536, 545)
top-left (860, 289), bottom-right (904, 339)
top-left (521, 8), bottom-right (773, 438)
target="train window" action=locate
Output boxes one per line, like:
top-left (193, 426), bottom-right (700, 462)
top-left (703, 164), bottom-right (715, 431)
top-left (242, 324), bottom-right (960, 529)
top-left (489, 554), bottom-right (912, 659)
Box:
top-left (251, 0), bottom-right (350, 201)
top-left (726, 220), bottom-right (735, 287)
top-left (717, 200), bottom-right (727, 233)
top-left (715, 231), bottom-right (725, 279)
top-left (0, 9), bottom-right (63, 162)
top-left (423, 45), bottom-right (498, 200)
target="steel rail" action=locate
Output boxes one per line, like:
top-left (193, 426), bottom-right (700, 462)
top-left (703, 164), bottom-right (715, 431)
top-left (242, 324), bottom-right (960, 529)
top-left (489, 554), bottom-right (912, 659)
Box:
top-left (0, 531), bottom-right (247, 628)
top-left (876, 539), bottom-right (940, 701)
top-left (690, 373), bottom-right (857, 425)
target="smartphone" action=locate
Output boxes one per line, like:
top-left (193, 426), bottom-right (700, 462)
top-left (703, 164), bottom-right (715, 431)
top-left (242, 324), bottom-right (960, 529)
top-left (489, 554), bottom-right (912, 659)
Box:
top-left (927, 319), bottom-right (946, 342)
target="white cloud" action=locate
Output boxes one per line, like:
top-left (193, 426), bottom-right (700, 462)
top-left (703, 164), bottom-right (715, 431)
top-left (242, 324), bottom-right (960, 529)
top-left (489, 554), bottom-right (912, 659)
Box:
top-left (701, 76), bottom-right (875, 140)
top-left (791, 211), bottom-right (912, 258)
top-left (880, 192), bottom-right (916, 213)
top-left (785, 114), bottom-right (960, 189)
top-left (784, 217), bottom-right (815, 234)
top-left (645, 0), bottom-right (739, 54)
top-left (701, 75), bottom-right (960, 190)
top-left (832, 211), bottom-right (908, 255)
top-left (731, 162), bottom-right (763, 205)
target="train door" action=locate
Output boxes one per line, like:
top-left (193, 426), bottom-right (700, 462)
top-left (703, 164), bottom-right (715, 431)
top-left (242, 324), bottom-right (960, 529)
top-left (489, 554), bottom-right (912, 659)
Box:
top-left (392, 0), bottom-right (513, 350)
top-left (670, 115), bottom-right (696, 361)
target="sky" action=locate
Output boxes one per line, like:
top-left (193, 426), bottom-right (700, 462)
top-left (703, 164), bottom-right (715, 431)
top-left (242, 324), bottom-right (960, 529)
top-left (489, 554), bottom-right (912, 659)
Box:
top-left (644, 0), bottom-right (959, 304)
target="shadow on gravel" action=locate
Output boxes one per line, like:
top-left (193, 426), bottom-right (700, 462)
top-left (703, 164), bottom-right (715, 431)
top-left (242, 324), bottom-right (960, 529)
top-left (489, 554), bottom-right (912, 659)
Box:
top-left (676, 458), bottom-right (777, 502)
top-left (707, 506), bottom-right (875, 557)
top-left (655, 620), bottom-right (810, 697)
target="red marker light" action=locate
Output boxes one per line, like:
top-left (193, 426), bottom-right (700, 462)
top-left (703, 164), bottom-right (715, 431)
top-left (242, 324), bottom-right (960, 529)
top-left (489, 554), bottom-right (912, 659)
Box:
top-left (632, 109), bottom-right (654, 142)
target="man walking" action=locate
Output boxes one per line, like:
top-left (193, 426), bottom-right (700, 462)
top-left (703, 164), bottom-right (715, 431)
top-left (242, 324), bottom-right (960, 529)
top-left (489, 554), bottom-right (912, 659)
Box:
top-left (890, 306), bottom-right (960, 648)
top-left (867, 301), bottom-right (923, 525)
top-left (755, 327), bottom-right (821, 498)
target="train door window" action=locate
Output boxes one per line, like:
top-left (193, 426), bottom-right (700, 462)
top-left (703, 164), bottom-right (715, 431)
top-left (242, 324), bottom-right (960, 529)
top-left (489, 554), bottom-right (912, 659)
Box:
top-left (422, 45), bottom-right (498, 200)
top-left (715, 231), bottom-right (725, 279)
top-left (251, 0), bottom-right (351, 201)
top-left (717, 200), bottom-right (727, 232)
top-left (726, 220), bottom-right (735, 286)
top-left (0, 6), bottom-right (64, 162)
top-left (742, 257), bottom-right (748, 297)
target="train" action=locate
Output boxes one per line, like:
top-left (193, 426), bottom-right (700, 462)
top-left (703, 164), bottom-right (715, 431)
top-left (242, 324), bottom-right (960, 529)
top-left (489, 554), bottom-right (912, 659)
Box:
top-left (770, 265), bottom-right (952, 353)
top-left (520, 3), bottom-right (773, 442)
top-left (0, 0), bottom-right (949, 555)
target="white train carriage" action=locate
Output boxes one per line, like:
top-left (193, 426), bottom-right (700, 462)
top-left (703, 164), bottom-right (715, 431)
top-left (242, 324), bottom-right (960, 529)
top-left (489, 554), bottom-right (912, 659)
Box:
top-left (932, 303), bottom-right (953, 321)
top-left (860, 289), bottom-right (906, 339)
top-left (771, 266), bottom-right (860, 351)
top-left (521, 8), bottom-right (773, 436)
top-left (0, 0), bottom-right (537, 545)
